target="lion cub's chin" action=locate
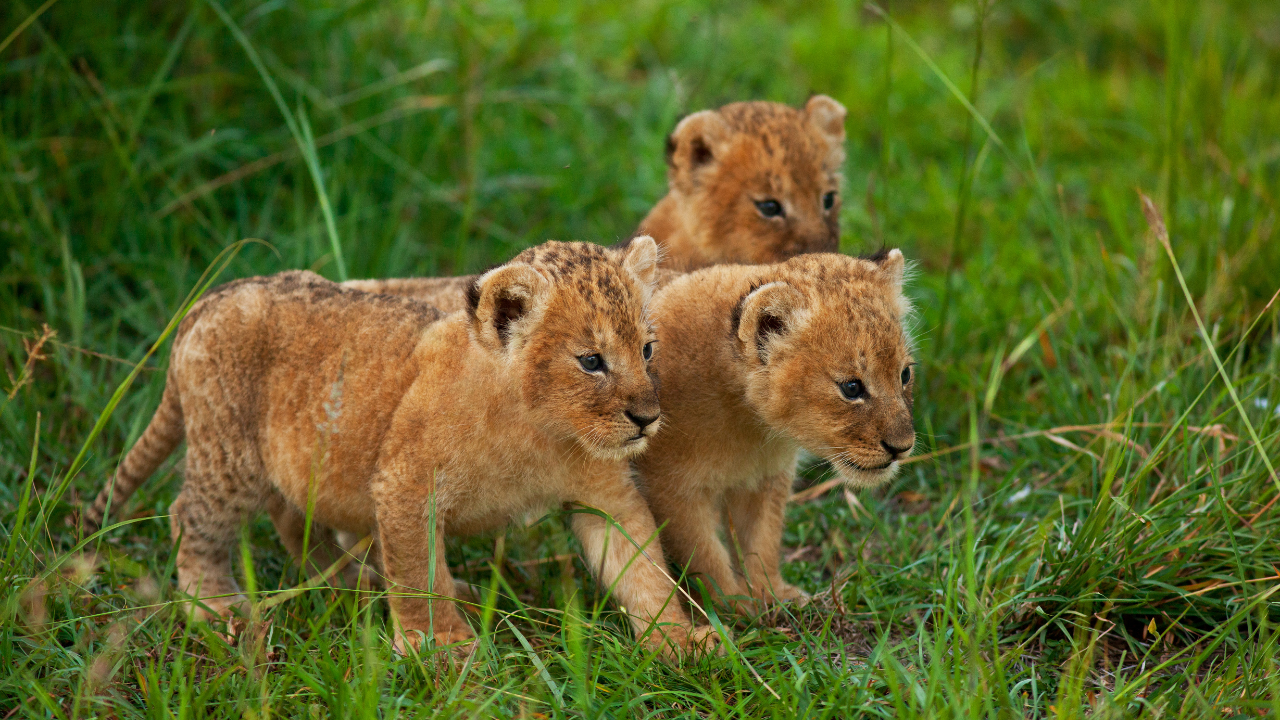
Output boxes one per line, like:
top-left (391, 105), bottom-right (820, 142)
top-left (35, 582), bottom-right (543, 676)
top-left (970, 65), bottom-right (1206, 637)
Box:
top-left (835, 461), bottom-right (900, 489)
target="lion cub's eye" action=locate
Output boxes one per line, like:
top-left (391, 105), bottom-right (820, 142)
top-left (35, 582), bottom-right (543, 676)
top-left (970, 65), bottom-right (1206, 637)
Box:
top-left (838, 379), bottom-right (866, 400)
top-left (901, 366), bottom-right (912, 385)
top-left (579, 354), bottom-right (605, 373)
top-left (642, 342), bottom-right (655, 361)
top-left (822, 191), bottom-right (836, 211)
top-left (755, 199), bottom-right (784, 218)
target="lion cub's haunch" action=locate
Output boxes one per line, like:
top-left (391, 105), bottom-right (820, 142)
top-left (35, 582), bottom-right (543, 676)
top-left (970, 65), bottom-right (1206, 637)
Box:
top-left (342, 95), bottom-right (848, 309)
top-left (87, 238), bottom-right (712, 658)
top-left (637, 250), bottom-right (915, 611)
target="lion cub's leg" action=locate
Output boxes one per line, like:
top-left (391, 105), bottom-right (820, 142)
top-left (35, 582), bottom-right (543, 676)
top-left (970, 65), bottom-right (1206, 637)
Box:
top-left (168, 460), bottom-right (263, 622)
top-left (266, 492), bottom-right (367, 589)
top-left (569, 476), bottom-right (717, 660)
top-left (372, 487), bottom-right (470, 653)
top-left (644, 484), bottom-right (746, 608)
top-left (726, 473), bottom-right (808, 608)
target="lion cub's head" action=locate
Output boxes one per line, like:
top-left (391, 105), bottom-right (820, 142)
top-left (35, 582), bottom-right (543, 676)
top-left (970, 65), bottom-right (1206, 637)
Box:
top-left (653, 96), bottom-right (847, 269)
top-left (466, 238), bottom-right (662, 460)
top-left (732, 250), bottom-right (916, 487)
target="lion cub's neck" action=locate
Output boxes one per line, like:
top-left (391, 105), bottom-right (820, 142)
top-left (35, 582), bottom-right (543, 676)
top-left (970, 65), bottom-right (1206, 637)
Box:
top-left (639, 194), bottom-right (709, 272)
top-left (641, 266), bottom-right (799, 488)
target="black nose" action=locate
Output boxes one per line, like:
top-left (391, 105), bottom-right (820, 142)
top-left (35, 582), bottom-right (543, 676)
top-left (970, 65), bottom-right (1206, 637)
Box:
top-left (625, 411), bottom-right (659, 431)
top-left (881, 439), bottom-right (912, 457)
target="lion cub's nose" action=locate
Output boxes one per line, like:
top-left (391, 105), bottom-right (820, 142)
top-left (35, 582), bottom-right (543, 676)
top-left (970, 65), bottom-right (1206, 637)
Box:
top-left (881, 438), bottom-right (913, 458)
top-left (625, 410), bottom-right (660, 431)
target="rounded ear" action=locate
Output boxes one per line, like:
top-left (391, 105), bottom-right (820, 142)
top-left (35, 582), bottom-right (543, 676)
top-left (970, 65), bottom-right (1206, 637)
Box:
top-left (803, 95), bottom-right (847, 167)
top-left (665, 110), bottom-right (730, 187)
top-left (866, 248), bottom-right (911, 318)
top-left (468, 263), bottom-right (550, 352)
top-left (731, 282), bottom-right (809, 364)
top-left (621, 235), bottom-right (660, 292)
top-left (873, 248), bottom-right (905, 289)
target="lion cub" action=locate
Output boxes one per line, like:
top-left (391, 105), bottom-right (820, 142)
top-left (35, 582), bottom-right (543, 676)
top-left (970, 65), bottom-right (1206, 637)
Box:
top-left (87, 238), bottom-right (713, 658)
top-left (343, 95), bottom-right (848, 309)
top-left (637, 250), bottom-right (916, 611)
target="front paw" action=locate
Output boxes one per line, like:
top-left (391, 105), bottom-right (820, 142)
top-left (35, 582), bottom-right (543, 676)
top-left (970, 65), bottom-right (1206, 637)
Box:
top-left (392, 625), bottom-right (475, 657)
top-left (647, 623), bottom-right (724, 662)
top-left (763, 582), bottom-right (810, 606)
top-left (726, 581), bottom-right (809, 615)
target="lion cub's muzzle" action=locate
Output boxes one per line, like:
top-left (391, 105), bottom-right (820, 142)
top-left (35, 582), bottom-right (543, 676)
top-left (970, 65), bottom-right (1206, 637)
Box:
top-left (613, 402), bottom-right (661, 454)
top-left (833, 426), bottom-right (915, 488)
top-left (624, 409), bottom-right (661, 439)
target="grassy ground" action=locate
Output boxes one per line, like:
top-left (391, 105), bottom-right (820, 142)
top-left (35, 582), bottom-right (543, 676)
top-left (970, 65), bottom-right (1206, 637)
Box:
top-left (3, 0), bottom-right (1280, 716)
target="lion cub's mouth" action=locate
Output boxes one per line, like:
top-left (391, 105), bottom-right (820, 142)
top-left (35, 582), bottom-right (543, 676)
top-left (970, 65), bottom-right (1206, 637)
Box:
top-left (832, 456), bottom-right (900, 489)
top-left (833, 456), bottom-right (892, 472)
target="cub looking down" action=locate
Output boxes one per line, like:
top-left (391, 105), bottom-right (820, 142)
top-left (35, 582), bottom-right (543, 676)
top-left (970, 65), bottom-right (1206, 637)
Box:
top-left (86, 238), bottom-right (713, 658)
top-left (636, 250), bottom-right (915, 611)
top-left (342, 95), bottom-right (848, 310)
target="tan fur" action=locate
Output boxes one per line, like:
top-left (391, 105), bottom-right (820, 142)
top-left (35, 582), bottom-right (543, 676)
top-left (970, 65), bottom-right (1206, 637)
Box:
top-left (639, 95), bottom-right (846, 270)
top-left (341, 274), bottom-right (476, 314)
top-left (636, 250), bottom-right (915, 611)
top-left (341, 96), bottom-right (846, 301)
top-left (87, 238), bottom-right (715, 659)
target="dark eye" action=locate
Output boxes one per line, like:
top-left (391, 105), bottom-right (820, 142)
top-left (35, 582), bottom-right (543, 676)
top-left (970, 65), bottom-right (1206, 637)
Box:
top-left (822, 191), bottom-right (836, 211)
top-left (642, 342), bottom-right (654, 361)
top-left (901, 366), bottom-right (912, 385)
top-left (838, 379), bottom-right (865, 400)
top-left (579, 354), bottom-right (604, 373)
top-left (754, 199), bottom-right (784, 218)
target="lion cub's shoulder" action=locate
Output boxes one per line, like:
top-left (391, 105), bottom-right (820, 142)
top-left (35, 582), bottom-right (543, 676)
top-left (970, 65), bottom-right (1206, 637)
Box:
top-left (639, 96), bottom-right (848, 270)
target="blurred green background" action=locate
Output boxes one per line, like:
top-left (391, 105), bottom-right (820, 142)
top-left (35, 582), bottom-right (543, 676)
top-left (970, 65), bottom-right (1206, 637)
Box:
top-left (3, 0), bottom-right (1280, 716)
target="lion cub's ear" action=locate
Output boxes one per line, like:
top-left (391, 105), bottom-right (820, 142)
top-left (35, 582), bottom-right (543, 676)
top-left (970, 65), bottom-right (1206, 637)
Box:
top-left (468, 263), bottom-right (550, 353)
top-left (803, 95), bottom-right (847, 168)
top-left (621, 235), bottom-right (660, 292)
top-left (872, 248), bottom-right (905, 288)
top-left (665, 110), bottom-right (730, 189)
top-left (732, 281), bottom-right (810, 364)
top-left (869, 248), bottom-right (911, 318)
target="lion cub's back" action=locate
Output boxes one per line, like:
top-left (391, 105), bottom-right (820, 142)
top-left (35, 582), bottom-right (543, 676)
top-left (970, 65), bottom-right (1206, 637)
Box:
top-left (172, 270), bottom-right (445, 434)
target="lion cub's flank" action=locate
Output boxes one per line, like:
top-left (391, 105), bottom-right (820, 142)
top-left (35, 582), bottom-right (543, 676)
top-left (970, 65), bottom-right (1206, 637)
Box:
top-left (342, 95), bottom-right (848, 309)
top-left (87, 239), bottom-right (713, 658)
top-left (637, 250), bottom-right (916, 612)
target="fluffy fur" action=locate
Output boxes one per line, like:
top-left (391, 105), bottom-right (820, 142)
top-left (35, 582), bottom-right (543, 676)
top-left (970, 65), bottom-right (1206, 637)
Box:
top-left (636, 95), bottom-right (846, 270)
top-left (636, 250), bottom-right (915, 611)
top-left (341, 95), bottom-right (847, 305)
top-left (86, 238), bottom-right (715, 658)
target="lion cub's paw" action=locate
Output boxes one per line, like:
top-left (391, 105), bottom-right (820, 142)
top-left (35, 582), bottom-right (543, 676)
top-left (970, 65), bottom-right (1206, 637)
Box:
top-left (728, 582), bottom-right (810, 616)
top-left (769, 582), bottom-right (811, 606)
top-left (392, 627), bottom-right (476, 659)
top-left (649, 623), bottom-right (724, 662)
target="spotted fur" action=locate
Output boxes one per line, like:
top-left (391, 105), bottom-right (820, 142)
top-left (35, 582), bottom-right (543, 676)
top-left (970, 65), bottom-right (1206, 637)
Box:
top-left (636, 250), bottom-right (915, 612)
top-left (639, 95), bottom-right (846, 270)
top-left (341, 95), bottom-right (847, 304)
top-left (86, 239), bottom-right (715, 660)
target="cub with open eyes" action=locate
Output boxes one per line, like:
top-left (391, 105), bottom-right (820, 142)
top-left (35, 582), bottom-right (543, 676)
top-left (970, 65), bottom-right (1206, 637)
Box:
top-left (343, 96), bottom-right (848, 308)
top-left (86, 238), bottom-right (715, 658)
top-left (638, 250), bottom-right (916, 611)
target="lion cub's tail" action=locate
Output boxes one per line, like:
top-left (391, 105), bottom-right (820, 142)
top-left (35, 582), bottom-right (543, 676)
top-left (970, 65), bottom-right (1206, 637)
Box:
top-left (84, 378), bottom-right (184, 533)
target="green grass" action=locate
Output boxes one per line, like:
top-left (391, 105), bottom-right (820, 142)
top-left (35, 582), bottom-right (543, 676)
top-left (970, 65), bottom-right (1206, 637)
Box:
top-left (3, 0), bottom-right (1280, 716)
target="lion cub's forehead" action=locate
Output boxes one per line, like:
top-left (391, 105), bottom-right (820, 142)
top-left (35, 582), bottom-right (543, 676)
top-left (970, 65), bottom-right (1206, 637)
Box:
top-left (718, 102), bottom-right (833, 172)
top-left (780, 255), bottom-right (910, 353)
top-left (515, 241), bottom-right (648, 342)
